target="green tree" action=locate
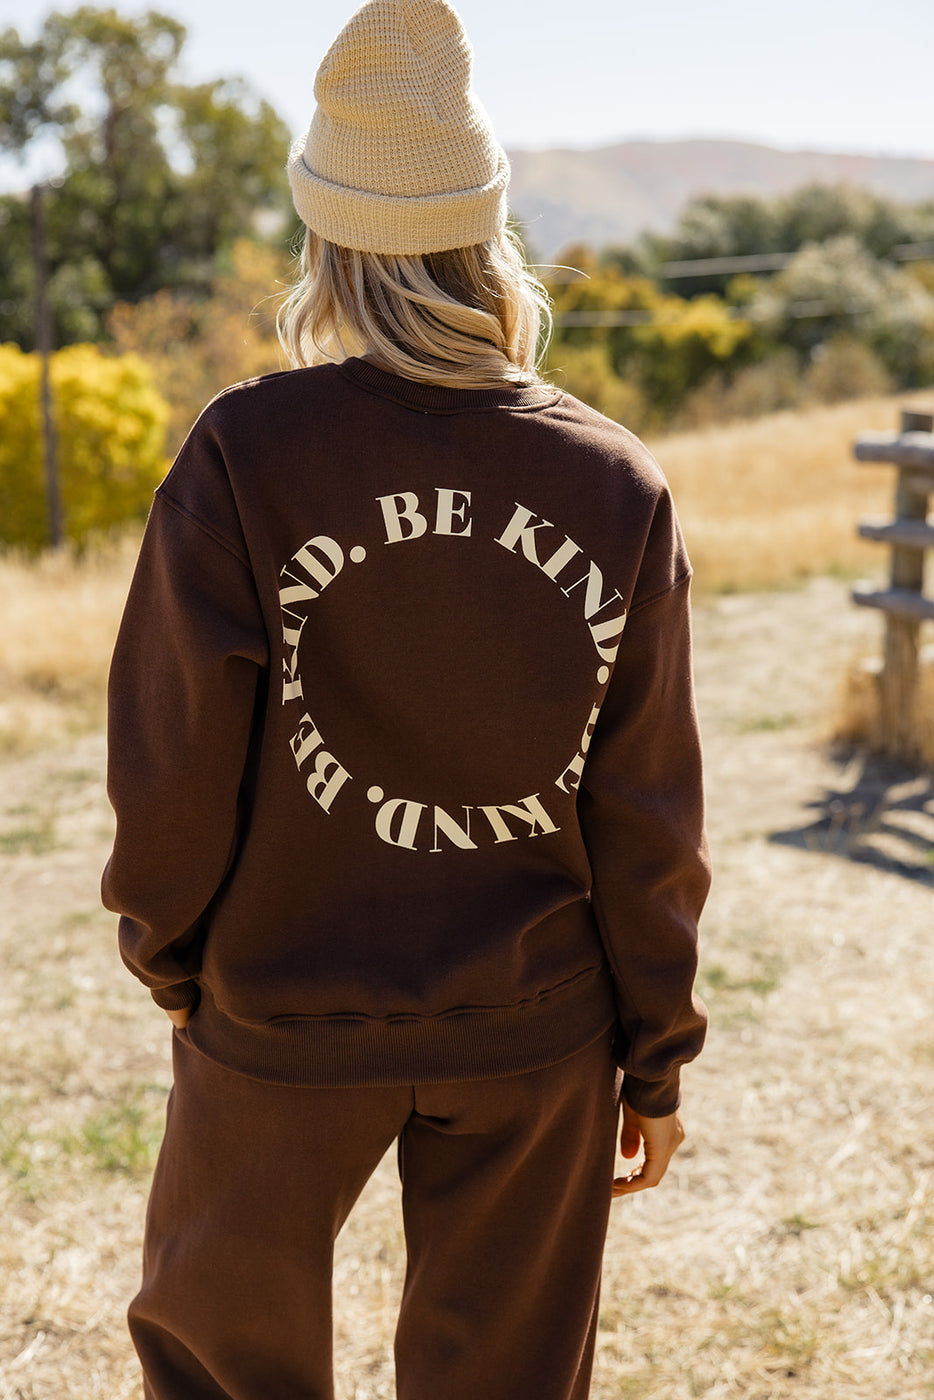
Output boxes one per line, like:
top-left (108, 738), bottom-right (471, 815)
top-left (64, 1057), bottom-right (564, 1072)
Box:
top-left (0, 7), bottom-right (294, 347)
top-left (773, 184), bottom-right (927, 260)
top-left (0, 18), bottom-right (75, 152)
top-left (548, 257), bottom-right (754, 426)
top-left (639, 193), bottom-right (783, 297)
top-left (636, 185), bottom-right (934, 298)
top-left (750, 235), bottom-right (934, 382)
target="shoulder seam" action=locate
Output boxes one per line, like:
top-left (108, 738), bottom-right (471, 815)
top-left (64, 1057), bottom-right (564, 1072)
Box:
top-left (628, 567), bottom-right (692, 617)
top-left (155, 489), bottom-right (251, 569)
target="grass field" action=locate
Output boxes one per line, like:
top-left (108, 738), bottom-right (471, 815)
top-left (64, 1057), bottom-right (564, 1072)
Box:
top-left (1, 388), bottom-right (933, 1398)
top-left (646, 391), bottom-right (934, 596)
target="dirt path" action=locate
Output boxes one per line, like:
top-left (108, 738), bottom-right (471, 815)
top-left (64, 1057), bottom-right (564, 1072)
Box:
top-left (1, 578), bottom-right (932, 1399)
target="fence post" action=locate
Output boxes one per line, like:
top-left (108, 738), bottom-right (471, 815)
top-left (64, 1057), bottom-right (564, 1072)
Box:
top-left (852, 409), bottom-right (934, 764)
top-left (882, 412), bottom-right (930, 756)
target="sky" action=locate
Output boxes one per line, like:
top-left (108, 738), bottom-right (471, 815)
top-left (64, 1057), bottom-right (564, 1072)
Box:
top-left (3, 0), bottom-right (934, 171)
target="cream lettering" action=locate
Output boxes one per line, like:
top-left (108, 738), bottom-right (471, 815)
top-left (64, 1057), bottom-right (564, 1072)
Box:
top-left (560, 561), bottom-right (628, 662)
top-left (279, 537), bottom-right (347, 709)
top-left (281, 619), bottom-right (305, 704)
top-left (430, 805), bottom-right (477, 853)
top-left (434, 488), bottom-right (472, 537)
top-left (494, 503), bottom-right (626, 660)
top-left (588, 612), bottom-right (627, 663)
top-left (374, 797), bottom-right (427, 850)
top-left (378, 488), bottom-right (474, 544)
top-left (560, 559), bottom-right (624, 621)
top-left (377, 492), bottom-right (429, 544)
top-left (278, 536), bottom-right (344, 609)
top-left (540, 535), bottom-right (583, 580)
top-left (289, 714), bottom-right (352, 814)
top-left (555, 704), bottom-right (603, 793)
top-left (276, 493), bottom-right (629, 834)
top-left (367, 789), bottom-right (558, 852)
top-left (494, 503), bottom-right (555, 567)
top-left (479, 794), bottom-right (560, 844)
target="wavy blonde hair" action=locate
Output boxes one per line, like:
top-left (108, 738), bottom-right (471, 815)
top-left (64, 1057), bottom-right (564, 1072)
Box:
top-left (277, 226), bottom-right (552, 389)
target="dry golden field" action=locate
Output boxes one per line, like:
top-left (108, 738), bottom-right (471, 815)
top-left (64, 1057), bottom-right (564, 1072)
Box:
top-left (646, 390), bottom-right (934, 597)
top-left (1, 389), bottom-right (933, 1398)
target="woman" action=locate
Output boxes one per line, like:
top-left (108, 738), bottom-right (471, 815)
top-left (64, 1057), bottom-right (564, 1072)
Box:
top-left (103, 2), bottom-right (709, 1397)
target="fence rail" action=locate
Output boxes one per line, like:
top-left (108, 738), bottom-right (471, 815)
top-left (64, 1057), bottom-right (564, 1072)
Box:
top-left (852, 409), bottom-right (934, 762)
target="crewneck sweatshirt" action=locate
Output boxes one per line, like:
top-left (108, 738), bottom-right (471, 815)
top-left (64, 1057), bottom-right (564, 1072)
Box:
top-left (102, 358), bottom-right (709, 1116)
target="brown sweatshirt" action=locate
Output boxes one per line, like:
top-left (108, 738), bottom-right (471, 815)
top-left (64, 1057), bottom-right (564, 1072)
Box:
top-left (102, 358), bottom-right (709, 1116)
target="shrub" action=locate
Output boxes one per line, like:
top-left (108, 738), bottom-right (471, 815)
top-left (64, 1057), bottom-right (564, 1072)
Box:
top-left (107, 238), bottom-right (286, 454)
top-left (0, 343), bottom-right (169, 550)
top-left (545, 343), bottom-right (650, 433)
top-left (675, 351), bottom-right (805, 429)
top-left (806, 335), bottom-right (892, 404)
top-left (750, 236), bottom-right (934, 382)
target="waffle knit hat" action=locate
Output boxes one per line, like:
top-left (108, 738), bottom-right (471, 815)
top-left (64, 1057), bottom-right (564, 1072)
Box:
top-left (287, 0), bottom-right (510, 255)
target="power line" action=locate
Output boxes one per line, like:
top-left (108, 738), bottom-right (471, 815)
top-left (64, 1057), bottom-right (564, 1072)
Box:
top-left (555, 299), bottom-right (874, 328)
top-left (658, 242), bottom-right (934, 279)
top-left (660, 252), bottom-right (793, 277)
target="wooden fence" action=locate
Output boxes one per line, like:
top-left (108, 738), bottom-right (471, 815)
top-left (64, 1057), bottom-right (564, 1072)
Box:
top-left (852, 409), bottom-right (934, 762)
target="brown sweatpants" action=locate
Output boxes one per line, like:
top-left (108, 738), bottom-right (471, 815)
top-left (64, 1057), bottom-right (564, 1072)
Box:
top-left (130, 1030), bottom-right (621, 1400)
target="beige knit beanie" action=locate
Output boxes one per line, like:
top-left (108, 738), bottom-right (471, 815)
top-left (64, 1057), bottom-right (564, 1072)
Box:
top-left (287, 0), bottom-right (510, 255)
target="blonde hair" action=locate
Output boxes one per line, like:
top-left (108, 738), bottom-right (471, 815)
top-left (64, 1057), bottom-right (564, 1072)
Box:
top-left (277, 226), bottom-right (552, 389)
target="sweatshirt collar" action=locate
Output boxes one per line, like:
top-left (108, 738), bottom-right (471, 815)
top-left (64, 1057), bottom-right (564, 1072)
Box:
top-left (337, 357), bottom-right (560, 414)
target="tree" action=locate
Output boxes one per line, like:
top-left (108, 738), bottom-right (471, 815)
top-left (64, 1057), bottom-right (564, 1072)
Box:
top-left (547, 259), bottom-right (755, 427)
top-left (0, 342), bottom-right (168, 550)
top-left (0, 19), bottom-right (75, 153)
top-left (636, 185), bottom-right (934, 299)
top-left (750, 235), bottom-right (934, 382)
top-left (641, 193), bottom-right (784, 296)
top-left (0, 7), bottom-right (294, 347)
top-left (107, 238), bottom-right (287, 453)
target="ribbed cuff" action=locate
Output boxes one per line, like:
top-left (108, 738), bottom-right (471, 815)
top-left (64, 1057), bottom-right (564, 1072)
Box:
top-left (620, 1071), bottom-right (682, 1119)
top-left (151, 980), bottom-right (201, 1012)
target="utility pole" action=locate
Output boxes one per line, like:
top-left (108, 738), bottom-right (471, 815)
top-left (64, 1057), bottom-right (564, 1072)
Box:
top-left (30, 182), bottom-right (64, 548)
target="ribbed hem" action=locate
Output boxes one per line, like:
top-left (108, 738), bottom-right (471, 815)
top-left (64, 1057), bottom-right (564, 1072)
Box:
top-left (182, 967), bottom-right (616, 1088)
top-left (288, 138), bottom-right (509, 255)
top-left (338, 357), bottom-right (559, 414)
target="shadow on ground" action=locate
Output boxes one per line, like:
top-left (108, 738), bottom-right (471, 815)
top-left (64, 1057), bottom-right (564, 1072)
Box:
top-left (770, 749), bottom-right (934, 886)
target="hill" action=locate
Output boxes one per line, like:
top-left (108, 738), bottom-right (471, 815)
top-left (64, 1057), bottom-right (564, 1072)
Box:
top-left (507, 138), bottom-right (934, 259)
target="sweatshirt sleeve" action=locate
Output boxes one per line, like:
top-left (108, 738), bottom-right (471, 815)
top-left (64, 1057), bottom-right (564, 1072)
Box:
top-left (101, 469), bottom-right (269, 1011)
top-left (577, 492), bottom-right (710, 1117)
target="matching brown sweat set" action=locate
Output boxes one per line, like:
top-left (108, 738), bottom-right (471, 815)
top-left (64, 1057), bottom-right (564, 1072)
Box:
top-left (103, 358), bottom-right (709, 1398)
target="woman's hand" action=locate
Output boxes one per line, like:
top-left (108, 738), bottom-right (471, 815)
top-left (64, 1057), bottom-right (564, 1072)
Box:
top-left (613, 1099), bottom-right (686, 1197)
top-left (165, 1006), bottom-right (192, 1029)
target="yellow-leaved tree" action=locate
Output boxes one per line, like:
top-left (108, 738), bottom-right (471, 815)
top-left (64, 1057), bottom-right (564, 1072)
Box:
top-left (0, 343), bottom-right (169, 550)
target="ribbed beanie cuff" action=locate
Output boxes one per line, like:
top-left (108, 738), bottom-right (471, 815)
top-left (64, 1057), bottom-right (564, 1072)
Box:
top-left (287, 0), bottom-right (510, 255)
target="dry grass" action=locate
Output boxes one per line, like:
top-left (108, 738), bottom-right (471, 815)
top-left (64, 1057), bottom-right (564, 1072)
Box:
top-left (0, 535), bottom-right (139, 755)
top-left (648, 390), bottom-right (934, 595)
top-left (835, 651), bottom-right (934, 769)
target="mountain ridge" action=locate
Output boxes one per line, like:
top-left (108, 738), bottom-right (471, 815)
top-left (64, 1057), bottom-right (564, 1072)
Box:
top-left (505, 138), bottom-right (934, 259)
